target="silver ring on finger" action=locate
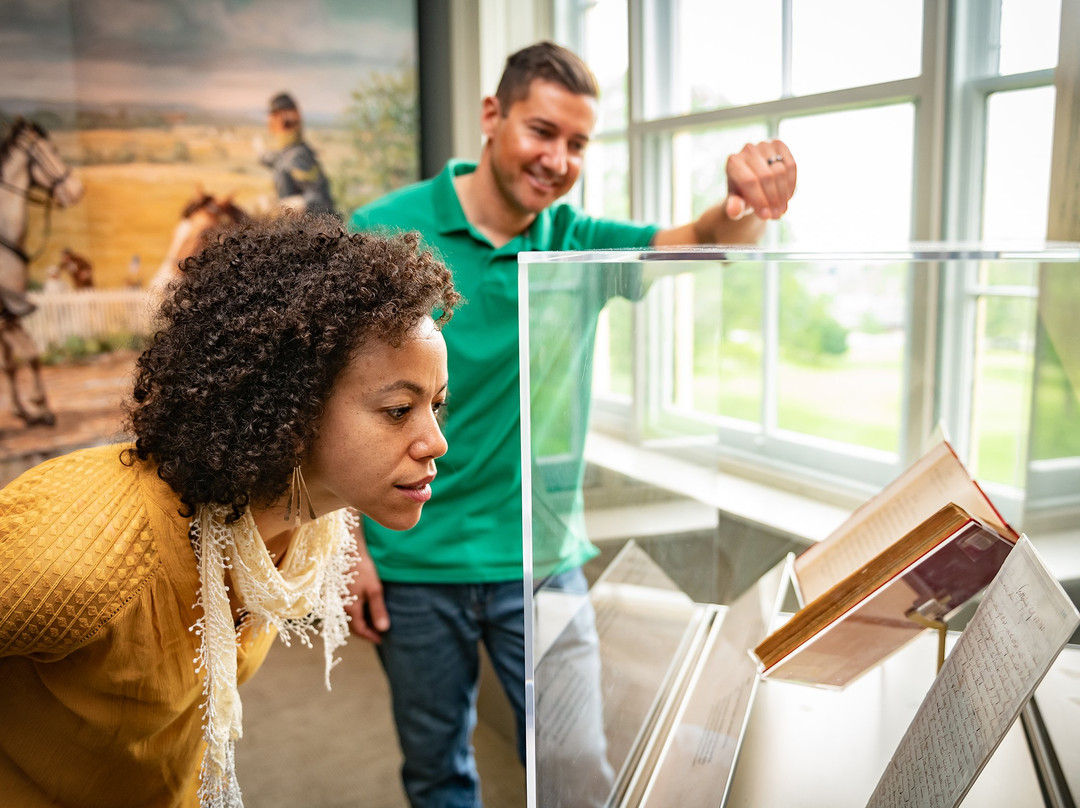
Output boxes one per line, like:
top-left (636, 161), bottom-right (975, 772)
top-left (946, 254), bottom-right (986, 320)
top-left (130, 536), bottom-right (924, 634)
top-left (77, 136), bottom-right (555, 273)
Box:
top-left (766, 154), bottom-right (784, 166)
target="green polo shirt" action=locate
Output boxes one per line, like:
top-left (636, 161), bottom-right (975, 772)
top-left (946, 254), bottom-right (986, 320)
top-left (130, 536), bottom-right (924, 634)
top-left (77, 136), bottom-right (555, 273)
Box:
top-left (349, 160), bottom-right (659, 583)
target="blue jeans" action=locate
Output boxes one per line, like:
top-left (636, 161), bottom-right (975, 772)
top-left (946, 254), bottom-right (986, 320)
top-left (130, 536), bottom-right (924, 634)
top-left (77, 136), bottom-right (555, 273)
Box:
top-left (377, 569), bottom-right (586, 808)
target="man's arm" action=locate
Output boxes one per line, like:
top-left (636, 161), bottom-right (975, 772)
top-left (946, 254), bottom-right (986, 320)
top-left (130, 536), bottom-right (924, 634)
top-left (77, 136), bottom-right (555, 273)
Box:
top-left (652, 139), bottom-right (796, 247)
top-left (344, 519), bottom-right (390, 644)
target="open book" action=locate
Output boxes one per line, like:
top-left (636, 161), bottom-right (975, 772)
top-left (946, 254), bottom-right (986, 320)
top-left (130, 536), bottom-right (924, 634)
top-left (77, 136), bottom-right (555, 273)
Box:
top-left (753, 440), bottom-right (1019, 688)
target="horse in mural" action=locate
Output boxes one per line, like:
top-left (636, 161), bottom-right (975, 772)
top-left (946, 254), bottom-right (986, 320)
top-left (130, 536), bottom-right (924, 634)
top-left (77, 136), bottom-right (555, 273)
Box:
top-left (149, 189), bottom-right (248, 297)
top-left (0, 117), bottom-right (84, 426)
top-left (59, 246), bottom-right (94, 289)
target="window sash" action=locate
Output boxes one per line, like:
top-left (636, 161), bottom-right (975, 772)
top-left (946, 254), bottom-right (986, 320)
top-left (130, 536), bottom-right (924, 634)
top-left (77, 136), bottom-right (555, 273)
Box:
top-left (557, 0), bottom-right (1064, 513)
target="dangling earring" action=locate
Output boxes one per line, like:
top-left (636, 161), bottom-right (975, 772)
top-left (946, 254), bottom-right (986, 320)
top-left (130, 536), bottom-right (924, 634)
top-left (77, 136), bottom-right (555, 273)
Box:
top-left (284, 464), bottom-right (318, 522)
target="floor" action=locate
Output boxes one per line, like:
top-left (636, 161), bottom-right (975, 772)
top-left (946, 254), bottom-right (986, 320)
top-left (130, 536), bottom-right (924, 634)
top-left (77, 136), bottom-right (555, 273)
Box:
top-left (0, 349), bottom-right (136, 485)
top-left (235, 634), bottom-right (527, 808)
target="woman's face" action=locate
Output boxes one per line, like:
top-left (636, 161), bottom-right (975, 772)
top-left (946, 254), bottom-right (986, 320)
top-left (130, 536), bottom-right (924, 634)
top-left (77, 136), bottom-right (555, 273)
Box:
top-left (303, 316), bottom-right (449, 530)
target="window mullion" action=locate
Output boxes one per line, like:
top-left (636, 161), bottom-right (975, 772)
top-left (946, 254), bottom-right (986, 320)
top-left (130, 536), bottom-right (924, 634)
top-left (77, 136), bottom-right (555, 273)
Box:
top-left (940, 0), bottom-right (1004, 464)
top-left (968, 68), bottom-right (1057, 94)
top-left (781, 0), bottom-right (793, 97)
top-left (901, 0), bottom-right (949, 463)
top-left (628, 0), bottom-right (644, 126)
top-left (768, 0), bottom-right (791, 443)
top-left (762, 261), bottom-right (779, 436)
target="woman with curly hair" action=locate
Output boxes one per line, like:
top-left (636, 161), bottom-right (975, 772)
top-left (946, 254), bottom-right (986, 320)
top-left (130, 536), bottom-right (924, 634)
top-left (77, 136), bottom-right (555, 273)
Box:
top-left (0, 213), bottom-right (461, 808)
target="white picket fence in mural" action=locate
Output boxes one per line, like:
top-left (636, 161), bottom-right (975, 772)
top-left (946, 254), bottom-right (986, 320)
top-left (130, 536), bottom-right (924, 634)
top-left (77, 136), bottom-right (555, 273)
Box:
top-left (21, 290), bottom-right (155, 351)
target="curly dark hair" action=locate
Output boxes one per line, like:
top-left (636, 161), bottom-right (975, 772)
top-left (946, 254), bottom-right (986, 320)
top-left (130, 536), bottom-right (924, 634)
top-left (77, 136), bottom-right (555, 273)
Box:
top-left (124, 213), bottom-right (460, 519)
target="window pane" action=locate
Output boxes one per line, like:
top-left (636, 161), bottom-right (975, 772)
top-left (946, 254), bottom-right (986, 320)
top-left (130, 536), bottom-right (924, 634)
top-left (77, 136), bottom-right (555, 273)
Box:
top-left (971, 295), bottom-right (1037, 486)
top-left (978, 261), bottom-right (1040, 288)
top-left (582, 138), bottom-right (630, 219)
top-left (777, 262), bottom-right (907, 452)
top-left (671, 123), bottom-right (769, 223)
top-left (999, 0), bottom-right (1061, 74)
top-left (645, 0), bottom-right (781, 118)
top-left (791, 0), bottom-right (922, 96)
top-left (585, 138), bottom-right (632, 403)
top-left (594, 300), bottom-right (634, 398)
top-left (666, 128), bottom-right (770, 433)
top-left (651, 263), bottom-right (765, 436)
top-left (691, 263), bottom-right (764, 423)
top-left (581, 0), bottom-right (628, 131)
top-left (982, 87), bottom-right (1055, 242)
top-left (778, 104), bottom-right (914, 243)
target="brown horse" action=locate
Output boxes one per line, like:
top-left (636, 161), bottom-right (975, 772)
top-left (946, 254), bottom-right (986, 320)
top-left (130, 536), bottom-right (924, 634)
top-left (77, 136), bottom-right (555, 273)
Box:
top-left (149, 190), bottom-right (248, 296)
top-left (59, 246), bottom-right (94, 289)
top-left (0, 117), bottom-right (84, 426)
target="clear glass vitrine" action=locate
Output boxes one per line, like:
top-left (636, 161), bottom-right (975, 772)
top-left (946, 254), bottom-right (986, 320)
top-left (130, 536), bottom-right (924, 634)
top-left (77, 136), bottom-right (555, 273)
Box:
top-left (518, 244), bottom-right (1080, 808)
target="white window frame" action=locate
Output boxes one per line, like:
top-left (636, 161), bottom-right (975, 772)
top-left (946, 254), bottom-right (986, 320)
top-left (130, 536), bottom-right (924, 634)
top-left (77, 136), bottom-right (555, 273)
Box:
top-left (553, 0), bottom-right (1069, 512)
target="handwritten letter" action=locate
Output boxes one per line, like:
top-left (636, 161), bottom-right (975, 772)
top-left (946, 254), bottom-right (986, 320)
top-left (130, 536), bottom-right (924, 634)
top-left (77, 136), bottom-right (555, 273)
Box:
top-left (866, 537), bottom-right (1080, 808)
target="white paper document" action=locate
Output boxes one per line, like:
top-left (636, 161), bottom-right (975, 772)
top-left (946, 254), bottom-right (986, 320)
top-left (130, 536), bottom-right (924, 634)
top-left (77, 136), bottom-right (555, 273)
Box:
top-left (866, 536), bottom-right (1080, 808)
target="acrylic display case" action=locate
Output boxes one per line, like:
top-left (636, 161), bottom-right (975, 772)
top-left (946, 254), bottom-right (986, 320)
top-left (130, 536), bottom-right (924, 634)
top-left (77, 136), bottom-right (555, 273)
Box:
top-left (518, 244), bottom-right (1080, 808)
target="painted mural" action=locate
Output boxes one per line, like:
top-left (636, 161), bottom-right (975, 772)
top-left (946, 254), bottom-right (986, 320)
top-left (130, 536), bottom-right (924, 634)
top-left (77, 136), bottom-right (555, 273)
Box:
top-left (0, 0), bottom-right (419, 477)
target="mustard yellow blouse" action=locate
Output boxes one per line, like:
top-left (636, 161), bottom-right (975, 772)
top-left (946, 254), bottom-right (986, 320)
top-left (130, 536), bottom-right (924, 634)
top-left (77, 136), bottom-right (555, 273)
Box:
top-left (0, 444), bottom-right (275, 808)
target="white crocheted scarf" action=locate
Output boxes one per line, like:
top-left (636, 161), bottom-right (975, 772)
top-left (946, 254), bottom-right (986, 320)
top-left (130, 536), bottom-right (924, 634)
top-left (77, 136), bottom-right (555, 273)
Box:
top-left (190, 504), bottom-right (358, 808)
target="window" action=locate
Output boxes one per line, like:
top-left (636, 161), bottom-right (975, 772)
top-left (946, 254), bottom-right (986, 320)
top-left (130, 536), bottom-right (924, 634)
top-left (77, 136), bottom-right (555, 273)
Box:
top-left (555, 0), bottom-right (1066, 514)
top-left (939, 0), bottom-right (1062, 511)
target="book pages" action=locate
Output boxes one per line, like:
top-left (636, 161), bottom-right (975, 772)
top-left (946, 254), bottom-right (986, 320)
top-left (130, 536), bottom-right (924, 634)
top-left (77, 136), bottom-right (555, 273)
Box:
top-left (866, 537), bottom-right (1080, 808)
top-left (796, 442), bottom-right (1014, 603)
top-left (757, 513), bottom-right (1014, 688)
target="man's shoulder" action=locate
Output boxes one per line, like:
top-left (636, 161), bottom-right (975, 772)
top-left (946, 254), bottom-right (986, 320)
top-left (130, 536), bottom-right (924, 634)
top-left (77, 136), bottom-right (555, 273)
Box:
top-left (350, 176), bottom-right (439, 231)
top-left (541, 202), bottom-right (658, 251)
top-left (546, 202), bottom-right (595, 229)
top-left (357, 176), bottom-right (436, 209)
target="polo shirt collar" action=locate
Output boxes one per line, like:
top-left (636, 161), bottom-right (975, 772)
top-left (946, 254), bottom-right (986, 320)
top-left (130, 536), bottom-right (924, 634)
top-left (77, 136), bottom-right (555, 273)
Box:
top-left (434, 159), bottom-right (549, 254)
top-left (433, 160), bottom-right (476, 236)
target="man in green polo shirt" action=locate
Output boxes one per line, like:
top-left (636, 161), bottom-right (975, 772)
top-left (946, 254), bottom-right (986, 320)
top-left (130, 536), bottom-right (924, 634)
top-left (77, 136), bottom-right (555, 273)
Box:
top-left (347, 41), bottom-right (796, 808)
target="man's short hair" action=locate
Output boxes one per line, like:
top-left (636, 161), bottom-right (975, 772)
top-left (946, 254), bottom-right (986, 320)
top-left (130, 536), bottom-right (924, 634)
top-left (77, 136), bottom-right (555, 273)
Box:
top-left (494, 41), bottom-right (599, 114)
top-left (269, 92), bottom-right (299, 114)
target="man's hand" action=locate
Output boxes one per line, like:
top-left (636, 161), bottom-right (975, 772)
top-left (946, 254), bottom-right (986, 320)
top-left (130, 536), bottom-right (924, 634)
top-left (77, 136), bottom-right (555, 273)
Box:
top-left (724, 139), bottom-right (797, 221)
top-left (344, 555), bottom-right (390, 644)
top-left (652, 139), bottom-right (797, 247)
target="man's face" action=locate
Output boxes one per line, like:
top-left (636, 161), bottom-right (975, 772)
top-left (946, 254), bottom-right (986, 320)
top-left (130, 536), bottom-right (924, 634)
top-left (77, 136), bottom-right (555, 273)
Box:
top-left (268, 108), bottom-right (301, 135)
top-left (482, 78), bottom-right (596, 216)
